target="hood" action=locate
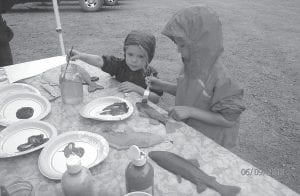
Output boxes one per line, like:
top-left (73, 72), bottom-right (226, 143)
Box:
top-left (162, 6), bottom-right (224, 79)
top-left (124, 30), bottom-right (156, 64)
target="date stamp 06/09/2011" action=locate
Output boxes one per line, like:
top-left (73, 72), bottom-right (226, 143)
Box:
top-left (240, 168), bottom-right (285, 177)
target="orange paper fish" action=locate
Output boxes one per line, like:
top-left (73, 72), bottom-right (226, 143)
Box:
top-left (136, 102), bottom-right (183, 133)
top-left (101, 128), bottom-right (165, 150)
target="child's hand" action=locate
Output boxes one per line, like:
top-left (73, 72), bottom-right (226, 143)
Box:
top-left (118, 82), bottom-right (142, 94)
top-left (168, 106), bottom-right (192, 121)
top-left (147, 76), bottom-right (163, 91)
top-left (67, 49), bottom-right (81, 61)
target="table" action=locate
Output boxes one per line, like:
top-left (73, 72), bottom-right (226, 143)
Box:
top-left (0, 60), bottom-right (298, 196)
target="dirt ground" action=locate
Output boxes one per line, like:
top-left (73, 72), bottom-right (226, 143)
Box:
top-left (3, 0), bottom-right (300, 193)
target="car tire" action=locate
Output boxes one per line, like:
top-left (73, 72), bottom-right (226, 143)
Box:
top-left (79, 0), bottom-right (104, 12)
top-left (104, 0), bottom-right (118, 6)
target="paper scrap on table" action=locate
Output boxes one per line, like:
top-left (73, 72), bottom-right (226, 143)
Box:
top-left (40, 83), bottom-right (61, 101)
top-left (3, 56), bottom-right (66, 83)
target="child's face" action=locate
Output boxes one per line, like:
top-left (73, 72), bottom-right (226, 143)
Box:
top-left (125, 45), bottom-right (148, 71)
top-left (174, 37), bottom-right (190, 63)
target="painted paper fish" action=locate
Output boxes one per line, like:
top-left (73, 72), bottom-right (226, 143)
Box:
top-left (101, 128), bottom-right (165, 150)
top-left (63, 142), bottom-right (85, 158)
top-left (100, 102), bottom-right (129, 116)
top-left (136, 102), bottom-right (182, 133)
top-left (77, 65), bottom-right (104, 92)
top-left (17, 134), bottom-right (49, 152)
top-left (149, 151), bottom-right (241, 196)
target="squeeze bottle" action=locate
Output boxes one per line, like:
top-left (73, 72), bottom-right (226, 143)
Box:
top-left (61, 155), bottom-right (94, 196)
top-left (125, 145), bottom-right (154, 195)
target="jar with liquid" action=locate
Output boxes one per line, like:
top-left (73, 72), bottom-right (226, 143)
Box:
top-left (59, 63), bottom-right (83, 104)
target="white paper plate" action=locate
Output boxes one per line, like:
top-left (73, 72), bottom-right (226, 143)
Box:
top-left (80, 96), bottom-right (134, 121)
top-left (124, 192), bottom-right (152, 196)
top-left (0, 120), bottom-right (57, 158)
top-left (0, 83), bottom-right (40, 99)
top-left (0, 92), bottom-right (51, 126)
top-left (38, 131), bottom-right (109, 180)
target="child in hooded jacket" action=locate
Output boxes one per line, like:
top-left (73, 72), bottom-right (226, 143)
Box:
top-left (69, 30), bottom-right (163, 103)
top-left (148, 6), bottom-right (246, 148)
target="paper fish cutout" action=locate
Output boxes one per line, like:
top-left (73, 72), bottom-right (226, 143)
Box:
top-left (63, 142), bottom-right (85, 158)
top-left (136, 102), bottom-right (183, 133)
top-left (149, 151), bottom-right (241, 195)
top-left (17, 134), bottom-right (49, 152)
top-left (77, 65), bottom-right (104, 92)
top-left (101, 127), bottom-right (165, 150)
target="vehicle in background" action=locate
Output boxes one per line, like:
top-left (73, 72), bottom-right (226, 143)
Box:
top-left (9, 0), bottom-right (119, 12)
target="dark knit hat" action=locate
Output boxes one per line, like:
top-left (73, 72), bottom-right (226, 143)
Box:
top-left (124, 30), bottom-right (156, 63)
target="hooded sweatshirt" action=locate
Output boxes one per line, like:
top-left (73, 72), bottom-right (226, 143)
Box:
top-left (162, 6), bottom-right (245, 148)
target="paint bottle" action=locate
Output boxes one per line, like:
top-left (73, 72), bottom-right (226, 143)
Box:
top-left (61, 155), bottom-right (94, 196)
top-left (125, 145), bottom-right (154, 195)
top-left (59, 63), bottom-right (83, 104)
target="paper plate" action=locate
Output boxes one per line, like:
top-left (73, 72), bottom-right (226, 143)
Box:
top-left (124, 192), bottom-right (152, 196)
top-left (38, 131), bottom-right (109, 180)
top-left (0, 120), bottom-right (57, 158)
top-left (80, 96), bottom-right (134, 121)
top-left (0, 92), bottom-right (51, 126)
top-left (0, 83), bottom-right (40, 99)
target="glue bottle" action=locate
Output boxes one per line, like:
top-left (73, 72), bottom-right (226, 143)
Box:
top-left (61, 155), bottom-right (94, 196)
top-left (125, 145), bottom-right (154, 195)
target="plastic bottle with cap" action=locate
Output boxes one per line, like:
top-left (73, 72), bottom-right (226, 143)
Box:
top-left (125, 145), bottom-right (154, 195)
top-left (61, 154), bottom-right (95, 196)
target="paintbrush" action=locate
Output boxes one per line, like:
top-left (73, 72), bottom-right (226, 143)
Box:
top-left (142, 73), bottom-right (152, 103)
top-left (62, 46), bottom-right (74, 79)
top-left (142, 86), bottom-right (150, 104)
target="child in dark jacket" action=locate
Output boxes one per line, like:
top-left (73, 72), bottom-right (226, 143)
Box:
top-left (69, 30), bottom-right (162, 103)
top-left (0, 0), bottom-right (14, 67)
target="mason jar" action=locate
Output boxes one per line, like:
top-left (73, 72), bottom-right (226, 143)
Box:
top-left (59, 63), bottom-right (83, 104)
